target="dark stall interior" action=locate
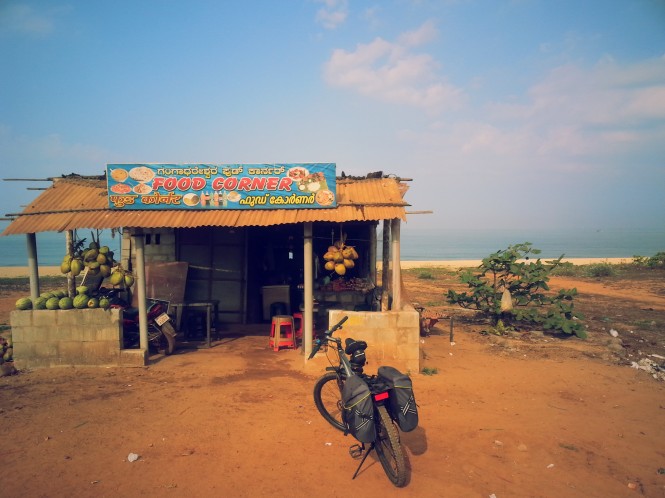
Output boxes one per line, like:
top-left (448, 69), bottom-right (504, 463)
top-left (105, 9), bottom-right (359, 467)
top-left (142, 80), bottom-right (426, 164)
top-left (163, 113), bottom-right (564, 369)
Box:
top-left (246, 222), bottom-right (375, 326)
top-left (175, 222), bottom-right (375, 332)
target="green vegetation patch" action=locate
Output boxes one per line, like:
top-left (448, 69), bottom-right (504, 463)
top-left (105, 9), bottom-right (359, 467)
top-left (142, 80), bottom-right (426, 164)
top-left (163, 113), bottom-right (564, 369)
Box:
top-left (584, 263), bottom-right (617, 278)
top-left (446, 243), bottom-right (586, 338)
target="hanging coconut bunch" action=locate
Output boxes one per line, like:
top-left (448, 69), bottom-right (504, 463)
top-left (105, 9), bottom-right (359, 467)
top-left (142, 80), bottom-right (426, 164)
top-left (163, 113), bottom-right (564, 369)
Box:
top-left (109, 264), bottom-right (135, 289)
top-left (59, 230), bottom-right (133, 287)
top-left (60, 232), bottom-right (116, 278)
top-left (323, 238), bottom-right (359, 276)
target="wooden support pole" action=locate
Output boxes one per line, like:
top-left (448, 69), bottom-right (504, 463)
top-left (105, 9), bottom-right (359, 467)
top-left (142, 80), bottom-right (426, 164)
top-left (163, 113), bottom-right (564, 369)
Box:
top-left (391, 219), bottom-right (401, 310)
top-left (381, 220), bottom-right (391, 311)
top-left (66, 231), bottom-right (76, 298)
top-left (368, 221), bottom-right (377, 286)
top-left (304, 222), bottom-right (314, 360)
top-left (26, 233), bottom-right (40, 300)
top-left (132, 231), bottom-right (148, 351)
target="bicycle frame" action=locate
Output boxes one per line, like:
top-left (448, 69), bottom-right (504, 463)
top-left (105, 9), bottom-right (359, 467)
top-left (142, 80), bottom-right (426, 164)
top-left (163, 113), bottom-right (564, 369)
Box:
top-left (309, 316), bottom-right (354, 376)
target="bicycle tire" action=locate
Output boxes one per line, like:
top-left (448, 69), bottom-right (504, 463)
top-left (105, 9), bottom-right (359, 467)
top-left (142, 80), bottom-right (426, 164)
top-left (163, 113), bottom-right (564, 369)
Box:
top-left (313, 372), bottom-right (345, 432)
top-left (375, 404), bottom-right (408, 487)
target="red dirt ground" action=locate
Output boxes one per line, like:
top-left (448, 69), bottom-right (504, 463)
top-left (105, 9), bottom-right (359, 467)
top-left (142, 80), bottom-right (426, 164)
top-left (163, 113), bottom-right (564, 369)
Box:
top-left (1, 267), bottom-right (664, 497)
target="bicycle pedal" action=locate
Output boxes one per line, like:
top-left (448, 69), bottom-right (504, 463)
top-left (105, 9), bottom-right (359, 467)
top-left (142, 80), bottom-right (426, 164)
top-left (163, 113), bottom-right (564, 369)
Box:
top-left (348, 444), bottom-right (364, 459)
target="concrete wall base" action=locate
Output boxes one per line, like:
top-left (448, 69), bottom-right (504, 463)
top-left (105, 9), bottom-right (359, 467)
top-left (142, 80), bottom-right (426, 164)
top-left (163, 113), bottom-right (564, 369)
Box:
top-left (10, 308), bottom-right (147, 369)
top-left (325, 308), bottom-right (421, 375)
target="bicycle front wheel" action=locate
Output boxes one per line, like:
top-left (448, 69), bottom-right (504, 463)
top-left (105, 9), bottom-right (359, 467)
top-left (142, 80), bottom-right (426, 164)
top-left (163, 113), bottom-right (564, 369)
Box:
top-left (375, 404), bottom-right (408, 487)
top-left (313, 372), bottom-right (345, 432)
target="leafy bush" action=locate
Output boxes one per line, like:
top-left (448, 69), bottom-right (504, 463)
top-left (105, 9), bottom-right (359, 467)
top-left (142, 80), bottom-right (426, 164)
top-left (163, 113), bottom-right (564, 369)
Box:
top-left (550, 263), bottom-right (580, 277)
top-left (446, 243), bottom-right (586, 338)
top-left (417, 271), bottom-right (435, 280)
top-left (584, 262), bottom-right (617, 278)
top-left (633, 252), bottom-right (665, 269)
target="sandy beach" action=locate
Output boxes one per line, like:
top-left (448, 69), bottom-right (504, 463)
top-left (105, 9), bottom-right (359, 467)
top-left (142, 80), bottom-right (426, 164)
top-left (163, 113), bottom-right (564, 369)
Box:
top-left (398, 257), bottom-right (631, 269)
top-left (0, 257), bottom-right (633, 278)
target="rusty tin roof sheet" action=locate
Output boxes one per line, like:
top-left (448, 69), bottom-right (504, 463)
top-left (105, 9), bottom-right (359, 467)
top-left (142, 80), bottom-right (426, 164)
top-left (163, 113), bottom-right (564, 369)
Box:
top-left (2, 176), bottom-right (408, 235)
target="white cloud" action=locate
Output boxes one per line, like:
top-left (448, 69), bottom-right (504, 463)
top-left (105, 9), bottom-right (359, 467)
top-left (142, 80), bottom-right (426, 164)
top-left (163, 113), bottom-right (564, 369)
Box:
top-left (526, 59), bottom-right (665, 126)
top-left (315, 0), bottom-right (348, 30)
top-left (393, 55), bottom-right (665, 194)
top-left (324, 21), bottom-right (465, 113)
top-left (397, 19), bottom-right (437, 47)
top-left (457, 57), bottom-right (665, 162)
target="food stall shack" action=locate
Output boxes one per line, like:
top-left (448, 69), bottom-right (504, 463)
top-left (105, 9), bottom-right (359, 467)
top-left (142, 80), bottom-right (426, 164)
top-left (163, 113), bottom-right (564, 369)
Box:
top-left (3, 164), bottom-right (420, 371)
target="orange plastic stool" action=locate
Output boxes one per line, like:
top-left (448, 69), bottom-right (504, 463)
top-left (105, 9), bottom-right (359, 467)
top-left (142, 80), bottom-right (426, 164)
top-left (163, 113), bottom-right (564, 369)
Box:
top-left (269, 315), bottom-right (296, 351)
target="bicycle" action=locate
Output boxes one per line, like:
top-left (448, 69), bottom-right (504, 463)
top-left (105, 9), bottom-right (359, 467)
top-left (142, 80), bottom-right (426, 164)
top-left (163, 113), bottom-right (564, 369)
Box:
top-left (309, 316), bottom-right (411, 487)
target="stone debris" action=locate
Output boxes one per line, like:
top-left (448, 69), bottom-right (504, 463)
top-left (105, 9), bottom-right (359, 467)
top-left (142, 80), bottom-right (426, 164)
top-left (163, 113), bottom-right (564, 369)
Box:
top-left (630, 358), bottom-right (665, 381)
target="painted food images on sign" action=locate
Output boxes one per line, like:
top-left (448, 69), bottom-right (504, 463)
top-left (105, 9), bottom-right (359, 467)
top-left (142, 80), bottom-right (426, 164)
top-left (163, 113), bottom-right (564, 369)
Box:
top-left (288, 167), bottom-right (308, 181)
top-left (111, 183), bottom-right (132, 194)
top-left (294, 171), bottom-right (327, 193)
top-left (133, 183), bottom-right (152, 194)
top-left (106, 163), bottom-right (337, 209)
top-left (110, 169), bottom-right (128, 182)
top-left (183, 193), bottom-right (200, 206)
top-left (315, 189), bottom-right (335, 206)
top-left (129, 166), bottom-right (155, 183)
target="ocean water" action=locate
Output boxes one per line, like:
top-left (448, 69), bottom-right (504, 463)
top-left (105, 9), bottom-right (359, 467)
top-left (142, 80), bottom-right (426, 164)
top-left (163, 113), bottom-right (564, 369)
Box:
top-left (0, 231), bottom-right (122, 267)
top-left (396, 227), bottom-right (665, 261)
top-left (0, 227), bottom-right (663, 267)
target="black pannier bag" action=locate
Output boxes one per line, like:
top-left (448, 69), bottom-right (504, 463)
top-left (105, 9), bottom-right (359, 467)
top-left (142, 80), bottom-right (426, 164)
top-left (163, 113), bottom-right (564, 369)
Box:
top-left (341, 374), bottom-right (375, 443)
top-left (377, 366), bottom-right (418, 432)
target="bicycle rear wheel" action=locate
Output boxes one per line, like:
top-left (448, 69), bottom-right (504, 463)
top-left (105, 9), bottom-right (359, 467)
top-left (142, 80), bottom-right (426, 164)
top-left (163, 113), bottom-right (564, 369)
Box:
top-left (375, 404), bottom-right (408, 487)
top-left (313, 372), bottom-right (345, 431)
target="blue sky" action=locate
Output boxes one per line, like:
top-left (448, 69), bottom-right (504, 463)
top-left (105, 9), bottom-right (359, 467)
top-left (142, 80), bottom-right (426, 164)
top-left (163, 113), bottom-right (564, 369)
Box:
top-left (1, 0), bottom-right (664, 232)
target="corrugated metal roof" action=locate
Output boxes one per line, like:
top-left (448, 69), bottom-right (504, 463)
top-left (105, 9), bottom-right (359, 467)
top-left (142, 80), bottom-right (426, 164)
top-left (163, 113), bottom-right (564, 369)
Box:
top-left (2, 176), bottom-right (409, 235)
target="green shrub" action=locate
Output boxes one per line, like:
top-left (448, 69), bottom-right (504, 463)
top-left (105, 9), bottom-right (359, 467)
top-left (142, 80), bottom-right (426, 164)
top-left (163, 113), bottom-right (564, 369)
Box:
top-left (447, 243), bottom-right (585, 338)
top-left (484, 319), bottom-right (513, 336)
top-left (633, 252), bottom-right (665, 269)
top-left (584, 262), bottom-right (617, 278)
top-left (550, 262), bottom-right (579, 277)
top-left (417, 271), bottom-right (435, 280)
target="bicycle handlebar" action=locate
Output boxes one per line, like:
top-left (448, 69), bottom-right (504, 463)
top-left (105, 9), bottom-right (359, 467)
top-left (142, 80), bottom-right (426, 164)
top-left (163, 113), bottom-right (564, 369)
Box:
top-left (307, 315), bottom-right (349, 360)
top-left (331, 315), bottom-right (348, 332)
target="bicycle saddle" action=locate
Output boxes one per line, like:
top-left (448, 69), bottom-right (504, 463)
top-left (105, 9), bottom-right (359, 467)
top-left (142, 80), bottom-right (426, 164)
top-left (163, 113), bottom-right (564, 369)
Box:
top-left (344, 338), bottom-right (367, 355)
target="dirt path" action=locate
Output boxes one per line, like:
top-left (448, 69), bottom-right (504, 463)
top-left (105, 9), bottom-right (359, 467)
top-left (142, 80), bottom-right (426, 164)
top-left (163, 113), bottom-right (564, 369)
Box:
top-left (1, 270), bottom-right (665, 497)
top-left (552, 277), bottom-right (665, 311)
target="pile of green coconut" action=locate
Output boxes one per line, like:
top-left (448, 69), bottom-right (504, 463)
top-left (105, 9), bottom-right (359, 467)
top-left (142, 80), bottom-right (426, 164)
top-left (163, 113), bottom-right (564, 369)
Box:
top-left (15, 286), bottom-right (111, 311)
top-left (15, 233), bottom-right (135, 311)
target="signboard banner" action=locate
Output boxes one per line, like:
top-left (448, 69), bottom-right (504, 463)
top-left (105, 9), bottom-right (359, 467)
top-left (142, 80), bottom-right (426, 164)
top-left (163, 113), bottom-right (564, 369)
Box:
top-left (106, 163), bottom-right (337, 210)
